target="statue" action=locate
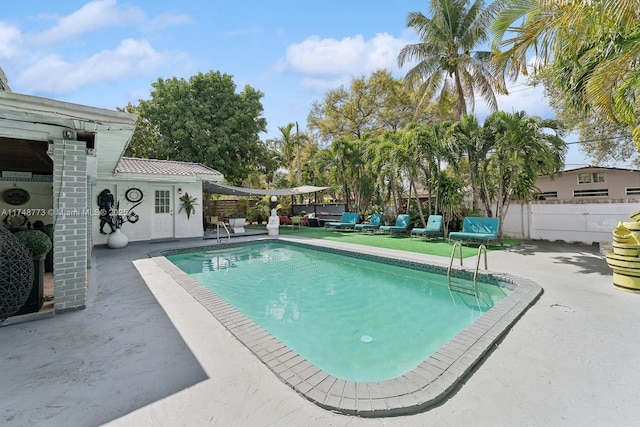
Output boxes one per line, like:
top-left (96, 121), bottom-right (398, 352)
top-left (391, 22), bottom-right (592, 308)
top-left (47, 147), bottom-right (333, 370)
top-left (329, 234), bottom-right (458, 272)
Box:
top-left (98, 189), bottom-right (115, 234)
top-left (266, 208), bottom-right (280, 236)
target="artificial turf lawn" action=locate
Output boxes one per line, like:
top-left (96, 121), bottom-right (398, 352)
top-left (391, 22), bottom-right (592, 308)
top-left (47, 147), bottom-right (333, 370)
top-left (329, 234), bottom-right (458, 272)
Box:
top-left (268, 225), bottom-right (520, 258)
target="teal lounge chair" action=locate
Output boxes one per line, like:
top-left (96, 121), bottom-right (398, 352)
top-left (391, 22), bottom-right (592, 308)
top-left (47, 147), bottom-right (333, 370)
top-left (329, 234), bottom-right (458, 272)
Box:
top-left (325, 212), bottom-right (359, 229)
top-left (448, 217), bottom-right (500, 244)
top-left (411, 215), bottom-right (443, 239)
top-left (354, 213), bottom-right (383, 232)
top-left (378, 214), bottom-right (411, 236)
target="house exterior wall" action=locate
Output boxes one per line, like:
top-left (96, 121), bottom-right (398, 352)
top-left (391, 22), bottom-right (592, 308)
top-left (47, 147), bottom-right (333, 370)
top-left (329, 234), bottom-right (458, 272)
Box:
top-left (92, 180), bottom-right (204, 245)
top-left (52, 138), bottom-right (88, 312)
top-left (537, 168), bottom-right (640, 200)
top-left (501, 200), bottom-right (638, 244)
top-left (0, 177), bottom-right (53, 224)
top-left (173, 182), bottom-right (206, 238)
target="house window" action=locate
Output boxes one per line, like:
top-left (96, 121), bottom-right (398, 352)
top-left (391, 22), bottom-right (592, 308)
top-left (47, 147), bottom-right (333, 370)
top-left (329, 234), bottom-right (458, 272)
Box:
top-left (578, 172), bottom-right (605, 184)
top-left (626, 187), bottom-right (640, 195)
top-left (539, 191), bottom-right (558, 200)
top-left (573, 189), bottom-right (608, 198)
top-left (155, 190), bottom-right (170, 214)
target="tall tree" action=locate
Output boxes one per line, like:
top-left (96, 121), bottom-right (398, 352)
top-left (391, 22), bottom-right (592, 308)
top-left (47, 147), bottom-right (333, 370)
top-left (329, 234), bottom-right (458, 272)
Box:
top-left (533, 71), bottom-right (640, 167)
top-left (491, 0), bottom-right (640, 146)
top-left (307, 70), bottom-right (414, 146)
top-left (124, 71), bottom-right (267, 185)
top-left (398, 0), bottom-right (507, 119)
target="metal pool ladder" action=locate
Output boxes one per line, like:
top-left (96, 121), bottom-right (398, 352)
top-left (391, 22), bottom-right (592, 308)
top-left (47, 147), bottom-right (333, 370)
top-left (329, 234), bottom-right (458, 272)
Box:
top-left (216, 221), bottom-right (230, 243)
top-left (447, 242), bottom-right (488, 297)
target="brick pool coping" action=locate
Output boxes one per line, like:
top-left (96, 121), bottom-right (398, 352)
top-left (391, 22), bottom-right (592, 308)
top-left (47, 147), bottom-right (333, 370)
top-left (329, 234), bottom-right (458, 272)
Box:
top-left (150, 237), bottom-right (542, 417)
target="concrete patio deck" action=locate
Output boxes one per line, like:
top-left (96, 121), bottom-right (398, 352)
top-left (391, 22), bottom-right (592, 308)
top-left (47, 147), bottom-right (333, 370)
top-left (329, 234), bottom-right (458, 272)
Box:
top-left (1, 237), bottom-right (639, 426)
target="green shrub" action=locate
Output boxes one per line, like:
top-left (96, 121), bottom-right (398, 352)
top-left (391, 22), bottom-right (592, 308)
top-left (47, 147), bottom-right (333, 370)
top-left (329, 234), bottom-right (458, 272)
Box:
top-left (41, 224), bottom-right (54, 241)
top-left (14, 230), bottom-right (53, 258)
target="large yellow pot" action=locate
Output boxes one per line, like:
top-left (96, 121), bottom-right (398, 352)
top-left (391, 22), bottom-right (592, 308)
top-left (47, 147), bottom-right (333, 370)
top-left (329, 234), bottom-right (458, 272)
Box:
top-left (605, 253), bottom-right (640, 270)
top-left (629, 210), bottom-right (640, 222)
top-left (612, 272), bottom-right (640, 294)
top-left (612, 241), bottom-right (640, 257)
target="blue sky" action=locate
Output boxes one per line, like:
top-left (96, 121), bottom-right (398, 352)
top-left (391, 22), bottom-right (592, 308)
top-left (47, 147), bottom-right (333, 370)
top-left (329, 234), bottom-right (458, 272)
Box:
top-left (0, 0), bottom-right (603, 168)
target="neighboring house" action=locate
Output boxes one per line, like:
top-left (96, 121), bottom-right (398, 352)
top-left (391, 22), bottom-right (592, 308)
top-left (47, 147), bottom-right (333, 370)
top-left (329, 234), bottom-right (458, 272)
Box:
top-left (536, 166), bottom-right (640, 201)
top-left (502, 166), bottom-right (640, 244)
top-left (0, 84), bottom-right (223, 315)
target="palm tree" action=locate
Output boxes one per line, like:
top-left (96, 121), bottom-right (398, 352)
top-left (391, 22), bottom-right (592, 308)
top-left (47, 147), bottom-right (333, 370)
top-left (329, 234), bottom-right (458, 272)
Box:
top-left (437, 171), bottom-right (465, 236)
top-left (481, 111), bottom-right (565, 234)
top-left (398, 0), bottom-right (507, 119)
top-left (273, 123), bottom-right (299, 184)
top-left (397, 126), bottom-right (429, 225)
top-left (449, 114), bottom-right (488, 212)
top-left (491, 0), bottom-right (640, 144)
top-left (323, 137), bottom-right (365, 212)
top-left (366, 131), bottom-right (404, 216)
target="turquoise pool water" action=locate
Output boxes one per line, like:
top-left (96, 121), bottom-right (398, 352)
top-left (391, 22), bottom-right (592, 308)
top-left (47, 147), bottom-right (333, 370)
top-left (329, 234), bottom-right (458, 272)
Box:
top-left (167, 242), bottom-right (510, 382)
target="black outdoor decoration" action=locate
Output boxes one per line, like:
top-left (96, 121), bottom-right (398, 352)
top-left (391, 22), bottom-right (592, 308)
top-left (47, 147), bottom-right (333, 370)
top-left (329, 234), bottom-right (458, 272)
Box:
top-left (125, 187), bottom-right (143, 203)
top-left (98, 189), bottom-right (143, 235)
top-left (3, 188), bottom-right (30, 206)
top-left (0, 227), bottom-right (35, 323)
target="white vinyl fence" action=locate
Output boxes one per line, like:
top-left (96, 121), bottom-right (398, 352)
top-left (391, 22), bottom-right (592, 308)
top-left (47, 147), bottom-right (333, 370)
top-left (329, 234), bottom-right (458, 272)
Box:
top-left (501, 200), bottom-right (640, 245)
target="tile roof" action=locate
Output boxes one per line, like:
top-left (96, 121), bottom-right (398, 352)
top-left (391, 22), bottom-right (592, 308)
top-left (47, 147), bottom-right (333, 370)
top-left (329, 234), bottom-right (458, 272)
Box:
top-left (115, 157), bottom-right (223, 177)
top-left (562, 165), bottom-right (640, 173)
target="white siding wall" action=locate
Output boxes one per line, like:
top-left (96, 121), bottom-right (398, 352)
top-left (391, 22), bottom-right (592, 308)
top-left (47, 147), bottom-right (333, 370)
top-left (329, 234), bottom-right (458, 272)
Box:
top-left (93, 180), bottom-right (204, 244)
top-left (501, 201), bottom-right (639, 244)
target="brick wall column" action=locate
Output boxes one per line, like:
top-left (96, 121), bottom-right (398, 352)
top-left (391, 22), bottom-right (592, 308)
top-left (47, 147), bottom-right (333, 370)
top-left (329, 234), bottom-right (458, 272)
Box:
top-left (87, 176), bottom-right (93, 267)
top-left (52, 139), bottom-right (88, 312)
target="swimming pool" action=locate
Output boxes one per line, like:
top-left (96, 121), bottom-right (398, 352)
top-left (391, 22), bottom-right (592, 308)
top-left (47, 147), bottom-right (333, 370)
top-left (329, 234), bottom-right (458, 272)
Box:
top-left (155, 238), bottom-right (542, 416)
top-left (168, 242), bottom-right (509, 382)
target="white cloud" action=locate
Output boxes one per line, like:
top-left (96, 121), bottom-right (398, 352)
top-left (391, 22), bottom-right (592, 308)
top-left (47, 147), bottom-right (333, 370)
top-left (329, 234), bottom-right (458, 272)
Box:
top-left (4, 2), bottom-right (192, 95)
top-left (277, 33), bottom-right (410, 92)
top-left (17, 39), bottom-right (168, 93)
top-left (0, 22), bottom-right (23, 59)
top-left (33, 0), bottom-right (144, 45)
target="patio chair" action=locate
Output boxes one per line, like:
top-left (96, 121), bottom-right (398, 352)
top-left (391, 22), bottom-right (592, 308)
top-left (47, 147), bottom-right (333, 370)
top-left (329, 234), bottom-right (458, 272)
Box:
top-left (290, 215), bottom-right (303, 229)
top-left (279, 215), bottom-right (292, 226)
top-left (325, 212), bottom-right (359, 230)
top-left (448, 217), bottom-right (500, 244)
top-left (411, 215), bottom-right (443, 239)
top-left (378, 214), bottom-right (411, 236)
top-left (206, 216), bottom-right (219, 229)
top-left (354, 213), bottom-right (383, 233)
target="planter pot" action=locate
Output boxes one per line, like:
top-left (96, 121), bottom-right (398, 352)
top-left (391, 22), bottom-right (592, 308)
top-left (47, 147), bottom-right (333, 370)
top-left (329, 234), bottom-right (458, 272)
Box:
top-left (14, 255), bottom-right (45, 316)
top-left (107, 229), bottom-right (129, 249)
top-left (45, 248), bottom-right (53, 273)
top-left (228, 218), bottom-right (246, 234)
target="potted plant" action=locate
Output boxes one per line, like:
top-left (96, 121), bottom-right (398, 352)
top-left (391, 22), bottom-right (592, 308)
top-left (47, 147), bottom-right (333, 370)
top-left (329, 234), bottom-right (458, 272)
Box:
top-left (179, 192), bottom-right (199, 220)
top-left (13, 229), bottom-right (52, 315)
top-left (248, 200), bottom-right (270, 224)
